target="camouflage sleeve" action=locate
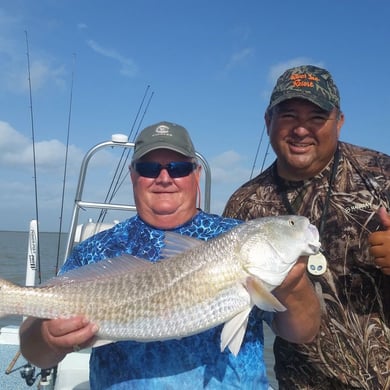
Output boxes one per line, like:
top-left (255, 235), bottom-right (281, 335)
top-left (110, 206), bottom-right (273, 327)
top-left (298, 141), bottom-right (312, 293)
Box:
top-left (223, 165), bottom-right (277, 221)
top-left (222, 193), bottom-right (238, 218)
top-left (222, 190), bottom-right (249, 220)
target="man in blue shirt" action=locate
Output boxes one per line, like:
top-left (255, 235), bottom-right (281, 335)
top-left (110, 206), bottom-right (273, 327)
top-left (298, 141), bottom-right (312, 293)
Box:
top-left (20, 121), bottom-right (320, 389)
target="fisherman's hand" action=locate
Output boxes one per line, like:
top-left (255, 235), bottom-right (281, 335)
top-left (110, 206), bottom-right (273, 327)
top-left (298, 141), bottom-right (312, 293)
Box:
top-left (42, 316), bottom-right (98, 353)
top-left (274, 256), bottom-right (308, 296)
top-left (369, 206), bottom-right (390, 276)
top-left (272, 256), bottom-right (320, 344)
top-left (20, 316), bottom-right (98, 368)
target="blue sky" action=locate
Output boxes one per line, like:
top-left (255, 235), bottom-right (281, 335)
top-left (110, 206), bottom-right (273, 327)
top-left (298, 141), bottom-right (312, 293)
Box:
top-left (1, 0), bottom-right (389, 232)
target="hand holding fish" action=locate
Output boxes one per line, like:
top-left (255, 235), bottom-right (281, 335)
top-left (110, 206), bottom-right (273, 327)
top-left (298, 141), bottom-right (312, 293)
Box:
top-left (42, 316), bottom-right (98, 352)
top-left (369, 206), bottom-right (390, 275)
top-left (272, 256), bottom-right (321, 344)
top-left (20, 315), bottom-right (98, 368)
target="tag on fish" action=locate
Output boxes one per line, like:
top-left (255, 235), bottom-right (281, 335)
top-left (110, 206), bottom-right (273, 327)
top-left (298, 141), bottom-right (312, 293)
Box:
top-left (307, 252), bottom-right (327, 275)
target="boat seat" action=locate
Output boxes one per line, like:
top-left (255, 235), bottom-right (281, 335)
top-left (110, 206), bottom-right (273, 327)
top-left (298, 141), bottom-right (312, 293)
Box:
top-left (73, 220), bottom-right (119, 245)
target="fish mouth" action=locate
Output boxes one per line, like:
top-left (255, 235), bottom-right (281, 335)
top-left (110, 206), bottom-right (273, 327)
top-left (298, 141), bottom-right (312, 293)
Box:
top-left (308, 224), bottom-right (321, 254)
top-left (309, 242), bottom-right (321, 254)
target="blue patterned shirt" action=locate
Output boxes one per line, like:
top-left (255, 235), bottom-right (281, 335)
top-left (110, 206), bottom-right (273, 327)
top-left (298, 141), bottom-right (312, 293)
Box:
top-left (62, 210), bottom-right (271, 389)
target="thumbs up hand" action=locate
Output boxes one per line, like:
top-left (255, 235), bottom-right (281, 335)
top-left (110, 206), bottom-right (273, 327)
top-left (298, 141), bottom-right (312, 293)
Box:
top-left (369, 206), bottom-right (390, 275)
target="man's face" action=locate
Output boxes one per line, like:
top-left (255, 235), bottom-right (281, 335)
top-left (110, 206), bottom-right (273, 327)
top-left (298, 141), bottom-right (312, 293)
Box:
top-left (266, 98), bottom-right (344, 181)
top-left (130, 149), bottom-right (200, 228)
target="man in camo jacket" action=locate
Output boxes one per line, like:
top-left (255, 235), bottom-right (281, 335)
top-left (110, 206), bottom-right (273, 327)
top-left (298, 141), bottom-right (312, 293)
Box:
top-left (224, 65), bottom-right (390, 389)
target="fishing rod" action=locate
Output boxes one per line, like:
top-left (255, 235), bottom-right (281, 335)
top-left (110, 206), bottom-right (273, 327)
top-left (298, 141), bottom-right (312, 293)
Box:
top-left (250, 123), bottom-right (273, 179)
top-left (128, 85), bottom-right (152, 142)
top-left (5, 31), bottom-right (50, 388)
top-left (96, 86), bottom-right (154, 224)
top-left (25, 31), bottom-right (42, 284)
top-left (108, 89), bottom-right (154, 200)
top-left (250, 123), bottom-right (267, 179)
top-left (260, 141), bottom-right (271, 173)
top-left (129, 88), bottom-right (154, 141)
top-left (54, 53), bottom-right (76, 275)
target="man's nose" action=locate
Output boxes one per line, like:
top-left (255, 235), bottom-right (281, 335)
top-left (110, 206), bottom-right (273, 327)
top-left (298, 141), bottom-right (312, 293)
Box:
top-left (155, 168), bottom-right (172, 181)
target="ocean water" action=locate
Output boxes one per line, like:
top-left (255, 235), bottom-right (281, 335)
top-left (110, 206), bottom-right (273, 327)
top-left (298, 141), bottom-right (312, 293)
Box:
top-left (0, 230), bottom-right (68, 327)
top-left (0, 230), bottom-right (278, 389)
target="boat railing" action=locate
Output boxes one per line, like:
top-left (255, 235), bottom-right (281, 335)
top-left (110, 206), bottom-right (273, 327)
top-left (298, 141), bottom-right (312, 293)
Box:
top-left (64, 134), bottom-right (212, 260)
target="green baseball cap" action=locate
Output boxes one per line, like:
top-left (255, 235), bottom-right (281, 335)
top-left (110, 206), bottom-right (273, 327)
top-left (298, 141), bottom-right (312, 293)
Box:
top-left (267, 65), bottom-right (340, 112)
top-left (132, 121), bottom-right (196, 161)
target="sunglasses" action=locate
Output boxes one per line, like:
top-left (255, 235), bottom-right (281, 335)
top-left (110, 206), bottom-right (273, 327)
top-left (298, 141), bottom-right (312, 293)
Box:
top-left (133, 161), bottom-right (197, 178)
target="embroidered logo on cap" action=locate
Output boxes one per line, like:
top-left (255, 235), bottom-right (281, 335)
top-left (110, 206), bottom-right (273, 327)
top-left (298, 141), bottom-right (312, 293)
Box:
top-left (290, 72), bottom-right (320, 89)
top-left (155, 125), bottom-right (170, 135)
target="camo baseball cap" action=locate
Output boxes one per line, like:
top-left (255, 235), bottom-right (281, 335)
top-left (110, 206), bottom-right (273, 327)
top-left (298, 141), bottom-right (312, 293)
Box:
top-left (132, 121), bottom-right (196, 161)
top-left (267, 65), bottom-right (340, 112)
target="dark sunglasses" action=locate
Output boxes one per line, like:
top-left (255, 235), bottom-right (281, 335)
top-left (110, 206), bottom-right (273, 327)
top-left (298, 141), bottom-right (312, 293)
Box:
top-left (133, 161), bottom-right (197, 178)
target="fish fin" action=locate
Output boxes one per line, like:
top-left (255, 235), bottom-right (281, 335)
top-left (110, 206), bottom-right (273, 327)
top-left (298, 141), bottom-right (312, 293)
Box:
top-left (220, 307), bottom-right (252, 356)
top-left (161, 232), bottom-right (203, 258)
top-left (246, 276), bottom-right (286, 312)
top-left (44, 255), bottom-right (153, 286)
top-left (91, 339), bottom-right (114, 348)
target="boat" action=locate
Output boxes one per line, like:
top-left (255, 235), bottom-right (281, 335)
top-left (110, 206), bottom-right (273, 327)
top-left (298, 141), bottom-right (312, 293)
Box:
top-left (0, 134), bottom-right (212, 389)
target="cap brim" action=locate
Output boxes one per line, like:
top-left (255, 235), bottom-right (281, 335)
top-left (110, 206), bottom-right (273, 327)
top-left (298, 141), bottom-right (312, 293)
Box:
top-left (268, 92), bottom-right (335, 112)
top-left (132, 143), bottom-right (195, 161)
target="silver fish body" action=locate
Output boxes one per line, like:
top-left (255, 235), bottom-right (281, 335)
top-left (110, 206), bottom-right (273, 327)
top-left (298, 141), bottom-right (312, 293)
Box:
top-left (0, 215), bottom-right (320, 354)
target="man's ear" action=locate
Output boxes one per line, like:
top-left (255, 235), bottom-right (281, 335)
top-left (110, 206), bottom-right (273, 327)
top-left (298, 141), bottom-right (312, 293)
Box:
top-left (336, 112), bottom-right (345, 138)
top-left (264, 111), bottom-right (271, 135)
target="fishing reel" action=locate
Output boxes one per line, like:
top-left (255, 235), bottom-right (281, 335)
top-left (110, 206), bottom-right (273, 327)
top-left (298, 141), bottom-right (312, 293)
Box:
top-left (20, 363), bottom-right (35, 386)
top-left (20, 363), bottom-right (55, 388)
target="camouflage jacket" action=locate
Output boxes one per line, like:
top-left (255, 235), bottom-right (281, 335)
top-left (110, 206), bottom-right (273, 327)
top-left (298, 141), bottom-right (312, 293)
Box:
top-left (223, 141), bottom-right (390, 389)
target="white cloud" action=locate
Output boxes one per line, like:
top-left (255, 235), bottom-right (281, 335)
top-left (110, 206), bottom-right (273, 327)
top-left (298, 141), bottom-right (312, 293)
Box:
top-left (0, 120), bottom-right (132, 231)
top-left (29, 60), bottom-right (67, 91)
top-left (0, 8), bottom-right (67, 95)
top-left (1, 180), bottom-right (32, 198)
top-left (224, 47), bottom-right (254, 73)
top-left (210, 150), bottom-right (250, 184)
top-left (0, 120), bottom-right (29, 146)
top-left (212, 150), bottom-right (242, 165)
top-left (86, 39), bottom-right (137, 77)
top-left (0, 44), bottom-right (67, 94)
top-left (0, 121), bottom-right (83, 173)
top-left (14, 59), bottom-right (66, 93)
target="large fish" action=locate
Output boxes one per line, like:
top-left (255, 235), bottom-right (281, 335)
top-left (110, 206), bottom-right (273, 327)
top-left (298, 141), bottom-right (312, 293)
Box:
top-left (0, 215), bottom-right (320, 355)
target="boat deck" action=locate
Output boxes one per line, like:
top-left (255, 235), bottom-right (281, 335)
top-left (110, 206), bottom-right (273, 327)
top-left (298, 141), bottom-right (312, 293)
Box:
top-left (0, 326), bottom-right (90, 389)
top-left (0, 326), bottom-right (31, 389)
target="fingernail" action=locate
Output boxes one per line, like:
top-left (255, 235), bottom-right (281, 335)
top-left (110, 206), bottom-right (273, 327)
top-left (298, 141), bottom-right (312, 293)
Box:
top-left (82, 318), bottom-right (90, 325)
top-left (91, 324), bottom-right (99, 333)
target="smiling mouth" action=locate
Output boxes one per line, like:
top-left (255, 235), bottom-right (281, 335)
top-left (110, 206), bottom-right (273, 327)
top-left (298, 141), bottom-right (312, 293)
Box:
top-left (288, 141), bottom-right (315, 150)
top-left (153, 191), bottom-right (176, 195)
